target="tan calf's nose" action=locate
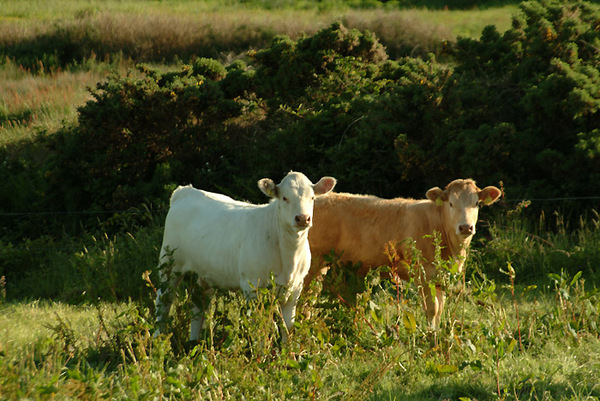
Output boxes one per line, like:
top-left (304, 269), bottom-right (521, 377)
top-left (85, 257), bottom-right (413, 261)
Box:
top-left (295, 214), bottom-right (311, 227)
top-left (459, 224), bottom-right (474, 235)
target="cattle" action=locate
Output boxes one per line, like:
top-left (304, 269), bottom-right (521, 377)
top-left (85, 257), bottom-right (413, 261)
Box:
top-left (307, 179), bottom-right (501, 328)
top-left (154, 171), bottom-right (336, 341)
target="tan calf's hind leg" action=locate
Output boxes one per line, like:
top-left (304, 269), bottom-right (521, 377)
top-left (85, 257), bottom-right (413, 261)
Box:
top-left (434, 285), bottom-right (446, 328)
top-left (421, 284), bottom-right (446, 329)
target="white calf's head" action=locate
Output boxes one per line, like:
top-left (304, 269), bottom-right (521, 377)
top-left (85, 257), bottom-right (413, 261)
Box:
top-left (258, 171), bottom-right (336, 232)
top-left (426, 179), bottom-right (502, 239)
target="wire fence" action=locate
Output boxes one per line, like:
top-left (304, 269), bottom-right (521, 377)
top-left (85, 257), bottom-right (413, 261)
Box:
top-left (1, 196), bottom-right (599, 218)
top-left (1, 196), bottom-right (599, 254)
top-left (0, 210), bottom-right (149, 217)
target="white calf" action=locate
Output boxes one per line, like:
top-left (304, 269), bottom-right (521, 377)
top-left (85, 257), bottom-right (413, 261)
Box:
top-left (155, 171), bottom-right (336, 341)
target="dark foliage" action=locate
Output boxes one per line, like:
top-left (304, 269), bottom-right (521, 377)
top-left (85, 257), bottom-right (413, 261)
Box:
top-left (3, 0), bottom-right (600, 225)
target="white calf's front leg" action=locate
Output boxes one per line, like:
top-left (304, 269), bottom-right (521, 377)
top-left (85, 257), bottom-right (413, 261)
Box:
top-left (278, 287), bottom-right (302, 342)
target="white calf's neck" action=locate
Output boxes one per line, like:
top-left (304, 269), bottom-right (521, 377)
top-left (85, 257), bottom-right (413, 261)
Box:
top-left (269, 199), bottom-right (311, 293)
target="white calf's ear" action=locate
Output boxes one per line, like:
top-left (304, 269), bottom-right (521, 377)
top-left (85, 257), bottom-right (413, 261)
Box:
top-left (479, 186), bottom-right (502, 205)
top-left (258, 178), bottom-right (278, 198)
top-left (313, 177), bottom-right (337, 195)
top-left (426, 187), bottom-right (447, 205)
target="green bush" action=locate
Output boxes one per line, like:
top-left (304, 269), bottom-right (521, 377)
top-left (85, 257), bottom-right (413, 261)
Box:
top-left (12, 0), bottom-right (600, 218)
top-left (449, 0), bottom-right (600, 197)
top-left (46, 61), bottom-right (248, 210)
top-left (45, 23), bottom-right (394, 211)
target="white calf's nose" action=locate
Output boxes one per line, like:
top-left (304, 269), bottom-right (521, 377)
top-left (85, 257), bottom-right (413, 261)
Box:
top-left (459, 224), bottom-right (474, 235)
top-left (295, 214), bottom-right (311, 227)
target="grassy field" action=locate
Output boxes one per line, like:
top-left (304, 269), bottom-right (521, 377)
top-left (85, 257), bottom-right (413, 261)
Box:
top-left (1, 238), bottom-right (600, 399)
top-left (1, 207), bottom-right (599, 399)
top-left (1, 1), bottom-right (515, 143)
top-left (2, 1), bottom-right (600, 400)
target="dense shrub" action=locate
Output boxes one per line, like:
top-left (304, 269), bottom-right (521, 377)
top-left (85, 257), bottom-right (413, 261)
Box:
top-left (46, 62), bottom-right (249, 210)
top-left (10, 0), bottom-right (600, 217)
top-left (400, 0), bottom-right (600, 199)
top-left (46, 24), bottom-right (394, 211)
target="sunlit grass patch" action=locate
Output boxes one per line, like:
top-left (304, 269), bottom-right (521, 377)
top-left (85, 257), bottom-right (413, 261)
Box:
top-left (0, 60), bottom-right (110, 144)
top-left (0, 301), bottom-right (127, 354)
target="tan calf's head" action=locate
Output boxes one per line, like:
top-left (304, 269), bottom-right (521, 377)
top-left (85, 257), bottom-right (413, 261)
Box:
top-left (426, 179), bottom-right (502, 239)
top-left (259, 171), bottom-right (336, 232)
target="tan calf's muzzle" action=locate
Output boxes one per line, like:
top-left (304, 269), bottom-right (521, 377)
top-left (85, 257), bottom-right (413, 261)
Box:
top-left (459, 224), bottom-right (475, 236)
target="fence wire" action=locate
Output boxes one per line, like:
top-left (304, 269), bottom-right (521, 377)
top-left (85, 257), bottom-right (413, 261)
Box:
top-left (1, 196), bottom-right (599, 218)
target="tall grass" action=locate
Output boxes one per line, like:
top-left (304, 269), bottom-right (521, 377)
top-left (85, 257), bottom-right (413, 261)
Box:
top-left (474, 207), bottom-right (600, 283)
top-left (1, 217), bottom-right (599, 399)
top-left (0, 58), bottom-right (121, 145)
top-left (0, 2), bottom-right (516, 70)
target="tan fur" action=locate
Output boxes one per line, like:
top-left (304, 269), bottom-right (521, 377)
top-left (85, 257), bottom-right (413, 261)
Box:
top-left (308, 193), bottom-right (455, 281)
top-left (307, 179), bottom-right (501, 327)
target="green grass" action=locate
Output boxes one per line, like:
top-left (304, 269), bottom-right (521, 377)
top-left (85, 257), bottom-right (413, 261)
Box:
top-left (1, 258), bottom-right (599, 399)
top-left (1, 1), bottom-right (600, 399)
top-left (1, 205), bottom-right (600, 399)
top-left (0, 301), bottom-right (127, 354)
top-left (0, 59), bottom-right (115, 145)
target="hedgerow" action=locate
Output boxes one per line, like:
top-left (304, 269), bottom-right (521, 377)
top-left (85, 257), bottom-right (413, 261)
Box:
top-left (42, 0), bottom-right (598, 216)
top-left (0, 0), bottom-right (597, 228)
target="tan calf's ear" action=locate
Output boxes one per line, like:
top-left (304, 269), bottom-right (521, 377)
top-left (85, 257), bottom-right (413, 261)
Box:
top-left (426, 187), bottom-right (447, 205)
top-left (479, 186), bottom-right (502, 205)
top-left (314, 177), bottom-right (337, 196)
top-left (258, 178), bottom-right (278, 198)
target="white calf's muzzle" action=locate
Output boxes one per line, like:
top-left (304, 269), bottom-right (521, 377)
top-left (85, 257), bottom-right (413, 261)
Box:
top-left (294, 214), bottom-right (312, 228)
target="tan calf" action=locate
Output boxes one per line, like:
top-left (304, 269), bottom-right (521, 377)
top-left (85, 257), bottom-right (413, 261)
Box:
top-left (307, 179), bottom-right (501, 328)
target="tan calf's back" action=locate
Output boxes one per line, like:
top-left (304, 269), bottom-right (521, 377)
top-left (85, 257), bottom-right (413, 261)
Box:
top-left (308, 192), bottom-right (446, 281)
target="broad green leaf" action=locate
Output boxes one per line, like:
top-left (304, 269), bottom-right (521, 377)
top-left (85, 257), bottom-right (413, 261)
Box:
top-left (436, 364), bottom-right (458, 374)
top-left (403, 311), bottom-right (417, 334)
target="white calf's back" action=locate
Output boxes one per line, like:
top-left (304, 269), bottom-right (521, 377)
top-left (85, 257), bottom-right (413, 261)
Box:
top-left (161, 186), bottom-right (280, 291)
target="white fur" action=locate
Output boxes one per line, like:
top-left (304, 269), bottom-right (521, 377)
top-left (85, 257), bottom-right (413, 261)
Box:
top-left (155, 171), bottom-right (335, 341)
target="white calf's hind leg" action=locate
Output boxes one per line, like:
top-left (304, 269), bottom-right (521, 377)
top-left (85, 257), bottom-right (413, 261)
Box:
top-left (189, 303), bottom-right (203, 342)
top-left (154, 287), bottom-right (171, 337)
top-left (154, 271), bottom-right (184, 337)
top-left (189, 287), bottom-right (215, 342)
